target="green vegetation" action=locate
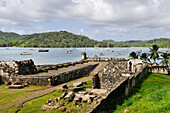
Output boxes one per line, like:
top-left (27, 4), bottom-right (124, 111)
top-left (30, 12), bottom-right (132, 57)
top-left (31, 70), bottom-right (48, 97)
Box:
top-left (149, 45), bottom-right (161, 62)
top-left (129, 51), bottom-right (139, 59)
top-left (0, 85), bottom-right (50, 113)
top-left (108, 73), bottom-right (170, 113)
top-left (160, 52), bottom-right (170, 66)
top-left (19, 80), bottom-right (93, 113)
top-left (0, 30), bottom-right (169, 48)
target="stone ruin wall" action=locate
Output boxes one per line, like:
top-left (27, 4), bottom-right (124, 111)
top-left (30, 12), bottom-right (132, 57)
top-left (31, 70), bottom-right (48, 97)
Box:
top-left (148, 66), bottom-right (169, 75)
top-left (91, 64), bottom-right (149, 112)
top-left (92, 59), bottom-right (129, 89)
top-left (17, 63), bottom-right (98, 86)
top-left (0, 59), bottom-right (37, 84)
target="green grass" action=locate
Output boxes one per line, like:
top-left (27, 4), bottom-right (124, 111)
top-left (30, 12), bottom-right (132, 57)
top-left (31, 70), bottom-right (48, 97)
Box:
top-left (18, 80), bottom-right (93, 113)
top-left (0, 76), bottom-right (92, 113)
top-left (108, 73), bottom-right (170, 113)
top-left (0, 85), bottom-right (50, 113)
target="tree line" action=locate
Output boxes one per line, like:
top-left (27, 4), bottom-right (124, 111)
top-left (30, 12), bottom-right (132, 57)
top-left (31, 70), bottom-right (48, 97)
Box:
top-left (0, 30), bottom-right (169, 48)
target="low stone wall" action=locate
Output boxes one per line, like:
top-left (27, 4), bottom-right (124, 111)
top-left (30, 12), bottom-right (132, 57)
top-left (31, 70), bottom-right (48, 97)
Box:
top-left (91, 65), bottom-right (148, 112)
top-left (148, 66), bottom-right (169, 75)
top-left (17, 63), bottom-right (98, 86)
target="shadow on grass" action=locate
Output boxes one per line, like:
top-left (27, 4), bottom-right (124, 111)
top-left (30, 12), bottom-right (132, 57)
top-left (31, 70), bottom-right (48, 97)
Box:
top-left (101, 72), bottom-right (152, 113)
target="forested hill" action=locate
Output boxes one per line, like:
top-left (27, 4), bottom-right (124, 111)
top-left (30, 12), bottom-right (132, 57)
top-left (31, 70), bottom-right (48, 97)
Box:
top-left (0, 30), bottom-right (169, 48)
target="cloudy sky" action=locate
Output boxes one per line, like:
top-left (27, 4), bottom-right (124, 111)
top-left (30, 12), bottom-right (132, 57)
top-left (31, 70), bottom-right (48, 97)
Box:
top-left (0, 0), bottom-right (170, 41)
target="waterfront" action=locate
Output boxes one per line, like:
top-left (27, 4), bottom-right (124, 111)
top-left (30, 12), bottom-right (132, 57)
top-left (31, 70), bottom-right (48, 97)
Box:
top-left (0, 47), bottom-right (169, 65)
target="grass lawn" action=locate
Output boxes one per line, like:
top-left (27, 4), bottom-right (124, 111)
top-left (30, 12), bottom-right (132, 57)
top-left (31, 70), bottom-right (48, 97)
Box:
top-left (18, 80), bottom-right (93, 113)
top-left (0, 85), bottom-right (51, 113)
top-left (110, 73), bottom-right (170, 113)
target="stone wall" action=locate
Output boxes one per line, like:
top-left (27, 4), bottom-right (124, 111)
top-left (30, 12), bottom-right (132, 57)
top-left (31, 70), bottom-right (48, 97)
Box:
top-left (148, 66), bottom-right (169, 75)
top-left (93, 63), bottom-right (125, 89)
top-left (91, 65), bottom-right (148, 112)
top-left (17, 63), bottom-right (98, 86)
top-left (92, 60), bottom-right (129, 89)
top-left (0, 59), bottom-right (37, 84)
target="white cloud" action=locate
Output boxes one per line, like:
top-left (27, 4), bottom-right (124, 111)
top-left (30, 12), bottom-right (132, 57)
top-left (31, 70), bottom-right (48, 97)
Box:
top-left (0, 0), bottom-right (170, 40)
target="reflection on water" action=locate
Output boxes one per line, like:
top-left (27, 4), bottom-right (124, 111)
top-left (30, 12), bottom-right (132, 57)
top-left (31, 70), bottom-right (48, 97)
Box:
top-left (0, 47), bottom-right (169, 65)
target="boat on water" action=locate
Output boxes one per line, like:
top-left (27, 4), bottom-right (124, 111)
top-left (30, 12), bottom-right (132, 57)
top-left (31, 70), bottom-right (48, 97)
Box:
top-left (38, 49), bottom-right (49, 52)
top-left (20, 52), bottom-right (32, 55)
top-left (100, 52), bottom-right (105, 56)
top-left (66, 50), bottom-right (73, 54)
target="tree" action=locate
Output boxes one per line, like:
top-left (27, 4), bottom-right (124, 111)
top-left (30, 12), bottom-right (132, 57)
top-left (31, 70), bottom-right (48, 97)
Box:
top-left (129, 51), bottom-right (138, 59)
top-left (149, 45), bottom-right (161, 63)
top-left (160, 52), bottom-right (170, 66)
top-left (140, 53), bottom-right (150, 63)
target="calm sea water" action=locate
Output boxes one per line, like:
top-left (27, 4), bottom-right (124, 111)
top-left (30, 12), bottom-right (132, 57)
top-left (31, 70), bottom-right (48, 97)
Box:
top-left (0, 47), bottom-right (169, 65)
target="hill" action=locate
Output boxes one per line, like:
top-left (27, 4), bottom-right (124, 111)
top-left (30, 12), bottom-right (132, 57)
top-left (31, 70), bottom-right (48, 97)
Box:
top-left (0, 30), bottom-right (169, 48)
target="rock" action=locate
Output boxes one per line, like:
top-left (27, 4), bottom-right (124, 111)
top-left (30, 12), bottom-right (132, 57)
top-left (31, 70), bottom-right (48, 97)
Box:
top-left (8, 84), bottom-right (23, 89)
top-left (60, 92), bottom-right (68, 99)
top-left (69, 86), bottom-right (85, 92)
top-left (41, 104), bottom-right (61, 110)
top-left (78, 91), bottom-right (87, 95)
top-left (64, 92), bottom-right (75, 102)
top-left (86, 88), bottom-right (107, 96)
top-left (73, 96), bottom-right (82, 105)
top-left (58, 97), bottom-right (61, 101)
top-left (62, 84), bottom-right (68, 89)
top-left (72, 82), bottom-right (84, 87)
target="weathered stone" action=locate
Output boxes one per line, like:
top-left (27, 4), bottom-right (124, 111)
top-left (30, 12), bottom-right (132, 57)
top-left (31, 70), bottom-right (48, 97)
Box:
top-left (62, 84), bottom-right (68, 89)
top-left (72, 82), bottom-right (84, 87)
top-left (60, 92), bottom-right (68, 99)
top-left (41, 104), bottom-right (60, 110)
top-left (69, 86), bottom-right (85, 92)
top-left (78, 91), bottom-right (87, 95)
top-left (64, 92), bottom-right (75, 102)
top-left (73, 96), bottom-right (82, 105)
top-left (86, 88), bottom-right (107, 96)
top-left (8, 84), bottom-right (23, 89)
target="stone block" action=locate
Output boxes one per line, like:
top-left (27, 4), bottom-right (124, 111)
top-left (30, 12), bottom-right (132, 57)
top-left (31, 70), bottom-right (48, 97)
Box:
top-left (64, 92), bottom-right (75, 102)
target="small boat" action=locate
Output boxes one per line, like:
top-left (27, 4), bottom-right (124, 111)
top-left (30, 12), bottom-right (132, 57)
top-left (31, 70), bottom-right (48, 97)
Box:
top-left (20, 52), bottom-right (32, 55)
top-left (100, 52), bottom-right (105, 56)
top-left (66, 50), bottom-right (73, 54)
top-left (38, 49), bottom-right (49, 52)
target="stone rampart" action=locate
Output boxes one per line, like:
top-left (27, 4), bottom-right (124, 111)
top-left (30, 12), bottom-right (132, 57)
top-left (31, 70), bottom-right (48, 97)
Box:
top-left (17, 63), bottom-right (98, 86)
top-left (91, 65), bottom-right (148, 112)
top-left (148, 66), bottom-right (169, 75)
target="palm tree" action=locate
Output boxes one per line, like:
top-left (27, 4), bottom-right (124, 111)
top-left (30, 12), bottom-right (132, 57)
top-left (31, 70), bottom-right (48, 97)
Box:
top-left (129, 51), bottom-right (138, 59)
top-left (160, 52), bottom-right (170, 66)
top-left (149, 45), bottom-right (161, 63)
top-left (140, 53), bottom-right (150, 63)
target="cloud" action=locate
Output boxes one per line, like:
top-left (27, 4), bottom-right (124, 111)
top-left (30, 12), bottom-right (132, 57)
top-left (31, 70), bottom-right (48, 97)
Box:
top-left (0, 0), bottom-right (170, 40)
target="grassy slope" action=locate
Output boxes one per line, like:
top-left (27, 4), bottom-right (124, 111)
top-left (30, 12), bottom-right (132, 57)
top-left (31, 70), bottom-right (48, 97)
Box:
top-left (18, 80), bottom-right (92, 113)
top-left (111, 73), bottom-right (170, 113)
top-left (0, 85), bottom-right (51, 113)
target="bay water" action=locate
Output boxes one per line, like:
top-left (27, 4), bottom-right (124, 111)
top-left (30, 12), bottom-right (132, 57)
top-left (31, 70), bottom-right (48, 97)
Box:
top-left (0, 47), bottom-right (169, 65)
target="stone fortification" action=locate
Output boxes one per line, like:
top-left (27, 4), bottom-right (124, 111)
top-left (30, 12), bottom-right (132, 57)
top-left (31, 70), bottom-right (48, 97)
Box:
top-left (148, 65), bottom-right (169, 75)
top-left (17, 62), bottom-right (98, 86)
top-left (90, 64), bottom-right (148, 113)
top-left (0, 59), bottom-right (37, 84)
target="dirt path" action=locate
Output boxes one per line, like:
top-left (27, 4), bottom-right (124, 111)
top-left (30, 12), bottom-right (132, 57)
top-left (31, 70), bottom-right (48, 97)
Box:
top-left (0, 75), bottom-right (92, 110)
